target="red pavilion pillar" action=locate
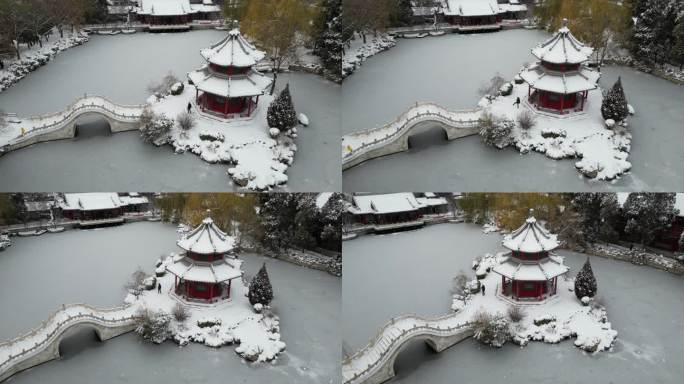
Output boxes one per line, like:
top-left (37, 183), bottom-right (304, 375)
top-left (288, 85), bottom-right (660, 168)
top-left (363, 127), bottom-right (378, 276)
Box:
top-left (186, 280), bottom-right (190, 298)
top-left (560, 93), bottom-right (565, 114)
top-left (227, 280), bottom-right (232, 298)
top-left (210, 283), bottom-right (214, 302)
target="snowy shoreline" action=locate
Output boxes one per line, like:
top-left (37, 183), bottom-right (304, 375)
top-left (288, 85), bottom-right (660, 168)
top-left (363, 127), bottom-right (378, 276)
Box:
top-left (124, 253), bottom-right (286, 363)
top-left (452, 252), bottom-right (618, 353)
top-left (0, 31), bottom-right (89, 94)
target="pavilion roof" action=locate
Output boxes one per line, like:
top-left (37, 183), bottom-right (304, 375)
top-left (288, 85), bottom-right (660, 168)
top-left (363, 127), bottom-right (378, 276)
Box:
top-left (520, 63), bottom-right (599, 94)
top-left (61, 193), bottom-right (124, 211)
top-left (493, 254), bottom-right (568, 281)
top-left (200, 29), bottom-right (266, 68)
top-left (166, 257), bottom-right (242, 283)
top-left (138, 0), bottom-right (196, 16)
top-left (177, 217), bottom-right (235, 254)
top-left (531, 23), bottom-right (594, 64)
top-left (443, 0), bottom-right (499, 17)
top-left (350, 193), bottom-right (422, 215)
top-left (188, 66), bottom-right (272, 98)
top-left (502, 214), bottom-right (559, 253)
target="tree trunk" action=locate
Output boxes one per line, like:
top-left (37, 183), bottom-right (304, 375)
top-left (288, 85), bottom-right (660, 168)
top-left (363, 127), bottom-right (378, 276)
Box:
top-left (270, 58), bottom-right (278, 96)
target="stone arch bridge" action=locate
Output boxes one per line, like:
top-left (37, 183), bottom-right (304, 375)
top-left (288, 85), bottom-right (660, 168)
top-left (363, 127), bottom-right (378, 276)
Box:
top-left (342, 313), bottom-right (473, 384)
top-left (0, 303), bottom-right (141, 382)
top-left (1, 95), bottom-right (145, 154)
top-left (342, 103), bottom-right (483, 170)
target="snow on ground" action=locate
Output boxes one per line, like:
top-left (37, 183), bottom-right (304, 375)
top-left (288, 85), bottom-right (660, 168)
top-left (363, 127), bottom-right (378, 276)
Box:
top-left (148, 85), bottom-right (298, 190)
top-left (0, 29), bottom-right (89, 93)
top-left (482, 223), bottom-right (500, 234)
top-left (481, 82), bottom-right (632, 180)
top-left (342, 33), bottom-right (396, 78)
top-left (125, 253), bottom-right (286, 362)
top-left (453, 252), bottom-right (618, 353)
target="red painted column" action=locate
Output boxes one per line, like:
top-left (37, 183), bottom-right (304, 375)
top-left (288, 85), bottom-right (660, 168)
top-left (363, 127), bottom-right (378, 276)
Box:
top-left (224, 98), bottom-right (229, 117)
top-left (186, 280), bottom-right (190, 298)
top-left (560, 93), bottom-right (565, 114)
top-left (228, 280), bottom-right (232, 298)
top-left (210, 283), bottom-right (214, 302)
top-left (501, 275), bottom-right (505, 294)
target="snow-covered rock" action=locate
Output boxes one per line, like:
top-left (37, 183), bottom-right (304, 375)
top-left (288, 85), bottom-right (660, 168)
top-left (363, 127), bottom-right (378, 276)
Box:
top-left (268, 128), bottom-right (280, 138)
top-left (605, 119), bottom-right (615, 128)
top-left (298, 113), bottom-right (309, 126)
top-left (170, 82), bottom-right (184, 96)
top-left (627, 104), bottom-right (635, 115)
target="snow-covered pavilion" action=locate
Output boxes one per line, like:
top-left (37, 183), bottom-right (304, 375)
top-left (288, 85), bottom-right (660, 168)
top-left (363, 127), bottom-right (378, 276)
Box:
top-left (443, 0), bottom-right (502, 30)
top-left (166, 216), bottom-right (243, 303)
top-left (187, 29), bottom-right (272, 119)
top-left (137, 0), bottom-right (196, 30)
top-left (520, 19), bottom-right (599, 114)
top-left (493, 210), bottom-right (568, 301)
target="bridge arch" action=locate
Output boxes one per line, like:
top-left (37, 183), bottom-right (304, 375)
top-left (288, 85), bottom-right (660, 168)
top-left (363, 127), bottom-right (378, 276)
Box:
top-left (381, 333), bottom-right (445, 381)
top-left (72, 112), bottom-right (119, 137)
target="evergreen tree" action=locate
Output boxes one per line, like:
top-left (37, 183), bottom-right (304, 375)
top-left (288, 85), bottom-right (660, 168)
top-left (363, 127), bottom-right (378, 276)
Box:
top-left (672, 20), bottom-right (684, 70)
top-left (623, 193), bottom-right (679, 246)
top-left (267, 84), bottom-right (298, 131)
top-left (571, 193), bottom-right (621, 244)
top-left (248, 263), bottom-right (274, 306)
top-left (601, 77), bottom-right (629, 122)
top-left (259, 193), bottom-right (300, 252)
top-left (314, 0), bottom-right (345, 82)
top-left (574, 257), bottom-right (598, 300)
top-left (631, 0), bottom-right (681, 66)
top-left (391, 0), bottom-right (414, 27)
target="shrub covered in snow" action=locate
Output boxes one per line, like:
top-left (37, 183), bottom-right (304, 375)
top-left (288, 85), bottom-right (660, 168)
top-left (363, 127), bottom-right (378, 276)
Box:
top-left (479, 113), bottom-right (514, 149)
top-left (516, 109), bottom-right (536, 131)
top-left (198, 131), bottom-right (224, 142)
top-left (139, 108), bottom-right (173, 144)
top-left (574, 257), bottom-right (598, 300)
top-left (267, 84), bottom-right (298, 131)
top-left (173, 303), bottom-right (189, 323)
top-left (601, 77), bottom-right (629, 123)
top-left (452, 271), bottom-right (470, 296)
top-left (124, 267), bottom-right (147, 298)
top-left (147, 72), bottom-right (181, 97)
top-left (472, 310), bottom-right (510, 348)
top-left (479, 73), bottom-right (506, 100)
top-left (269, 128), bottom-right (281, 138)
top-left (248, 263), bottom-right (274, 306)
top-left (507, 305), bottom-right (526, 323)
top-left (136, 309), bottom-right (172, 344)
top-left (176, 111), bottom-right (196, 133)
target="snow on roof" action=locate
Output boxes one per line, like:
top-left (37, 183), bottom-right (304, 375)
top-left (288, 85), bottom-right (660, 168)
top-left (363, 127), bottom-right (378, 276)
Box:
top-left (499, 3), bottom-right (527, 13)
top-left (119, 195), bottom-right (149, 205)
top-left (416, 196), bottom-right (448, 206)
top-left (190, 2), bottom-right (221, 13)
top-left (502, 213), bottom-right (559, 253)
top-left (443, 0), bottom-right (499, 17)
top-left (316, 192), bottom-right (334, 209)
top-left (166, 257), bottom-right (242, 283)
top-left (531, 22), bottom-right (594, 64)
top-left (61, 193), bottom-right (124, 211)
top-left (24, 200), bottom-right (55, 212)
top-left (493, 255), bottom-right (569, 281)
top-left (177, 217), bottom-right (235, 254)
top-left (200, 29), bottom-right (266, 68)
top-left (188, 66), bottom-right (272, 98)
top-left (520, 63), bottom-right (599, 94)
top-left (138, 0), bottom-right (196, 16)
top-left (352, 193), bottom-right (423, 215)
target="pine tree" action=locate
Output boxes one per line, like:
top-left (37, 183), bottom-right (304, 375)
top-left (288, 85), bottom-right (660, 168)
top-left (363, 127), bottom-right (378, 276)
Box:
top-left (574, 258), bottom-right (597, 300)
top-left (391, 0), bottom-right (413, 27)
top-left (672, 20), bottom-right (684, 70)
top-left (571, 193), bottom-right (621, 244)
top-left (248, 263), bottom-right (274, 306)
top-left (267, 84), bottom-right (298, 131)
top-left (314, 0), bottom-right (344, 82)
top-left (678, 232), bottom-right (684, 253)
top-left (601, 77), bottom-right (629, 122)
top-left (623, 193), bottom-right (678, 246)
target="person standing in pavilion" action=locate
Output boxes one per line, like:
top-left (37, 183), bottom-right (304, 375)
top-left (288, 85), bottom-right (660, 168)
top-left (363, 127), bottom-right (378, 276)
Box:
top-left (513, 97), bottom-right (521, 109)
top-left (157, 282), bottom-right (162, 294)
top-left (482, 284), bottom-right (486, 296)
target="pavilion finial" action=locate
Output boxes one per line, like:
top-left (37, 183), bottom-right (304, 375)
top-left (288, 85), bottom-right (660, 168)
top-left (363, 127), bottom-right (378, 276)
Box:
top-left (561, 18), bottom-right (568, 28)
top-left (528, 208), bottom-right (534, 217)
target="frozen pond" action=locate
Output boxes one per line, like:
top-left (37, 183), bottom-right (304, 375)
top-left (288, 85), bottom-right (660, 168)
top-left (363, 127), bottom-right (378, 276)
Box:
top-left (342, 29), bottom-right (684, 192)
top-left (343, 223), bottom-right (684, 383)
top-left (0, 222), bottom-right (340, 383)
top-left (0, 31), bottom-right (340, 191)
